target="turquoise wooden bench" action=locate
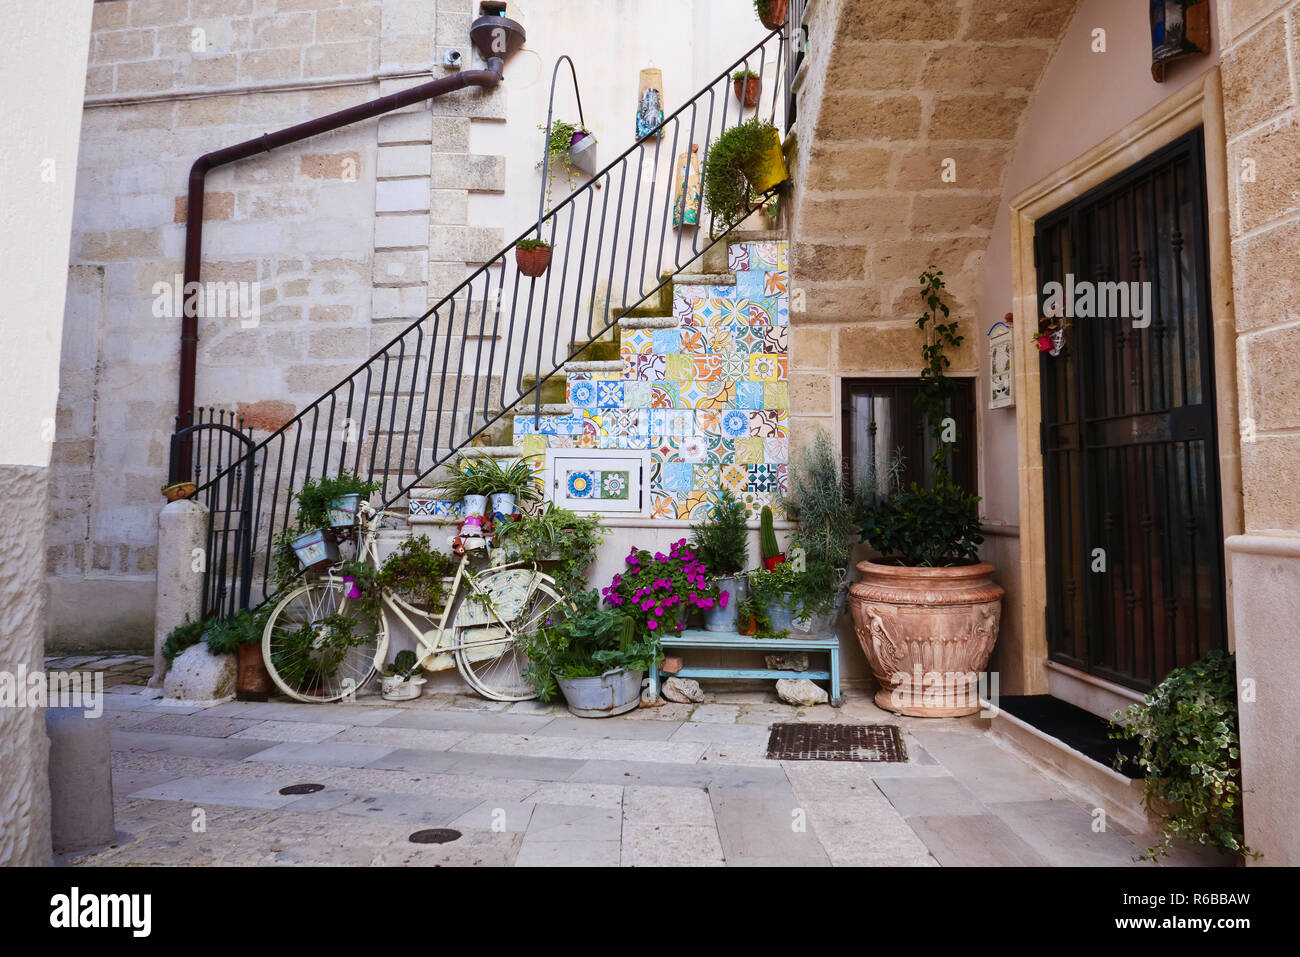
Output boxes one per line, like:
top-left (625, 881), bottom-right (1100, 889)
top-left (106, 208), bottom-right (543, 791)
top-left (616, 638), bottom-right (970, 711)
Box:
top-left (647, 630), bottom-right (842, 707)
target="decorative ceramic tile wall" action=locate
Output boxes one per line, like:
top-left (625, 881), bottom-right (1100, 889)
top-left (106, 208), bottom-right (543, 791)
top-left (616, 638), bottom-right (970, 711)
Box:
top-left (518, 241), bottom-right (790, 521)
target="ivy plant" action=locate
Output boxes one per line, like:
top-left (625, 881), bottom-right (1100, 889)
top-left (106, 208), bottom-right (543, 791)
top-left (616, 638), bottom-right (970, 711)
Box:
top-left (914, 268), bottom-right (964, 475)
top-left (203, 607), bottom-right (268, 656)
top-left (294, 472), bottom-right (381, 530)
top-left (1110, 651), bottom-right (1257, 862)
top-left (536, 118), bottom-right (588, 213)
top-left (495, 503), bottom-right (605, 598)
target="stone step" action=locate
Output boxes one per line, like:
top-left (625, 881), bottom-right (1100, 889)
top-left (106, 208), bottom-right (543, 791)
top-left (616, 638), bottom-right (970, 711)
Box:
top-left (507, 404), bottom-right (572, 417)
top-left (618, 314), bottom-right (677, 330)
top-left (674, 272), bottom-right (737, 289)
top-left (518, 375), bottom-right (569, 406)
top-left (564, 360), bottom-right (623, 374)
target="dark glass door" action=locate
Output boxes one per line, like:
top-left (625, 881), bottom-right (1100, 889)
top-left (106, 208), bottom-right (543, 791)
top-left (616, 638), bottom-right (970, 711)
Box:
top-left (1035, 128), bottom-right (1226, 691)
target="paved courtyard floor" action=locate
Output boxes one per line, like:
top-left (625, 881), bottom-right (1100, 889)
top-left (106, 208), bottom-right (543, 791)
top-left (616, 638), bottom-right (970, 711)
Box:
top-left (52, 655), bottom-right (1214, 867)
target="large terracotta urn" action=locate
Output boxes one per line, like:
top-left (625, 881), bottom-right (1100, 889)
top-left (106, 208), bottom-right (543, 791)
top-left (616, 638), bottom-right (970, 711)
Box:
top-left (849, 561), bottom-right (1003, 717)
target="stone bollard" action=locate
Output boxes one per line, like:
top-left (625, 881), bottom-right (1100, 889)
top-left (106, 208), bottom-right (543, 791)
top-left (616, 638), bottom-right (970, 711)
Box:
top-left (45, 708), bottom-right (115, 853)
top-left (152, 498), bottom-right (209, 688)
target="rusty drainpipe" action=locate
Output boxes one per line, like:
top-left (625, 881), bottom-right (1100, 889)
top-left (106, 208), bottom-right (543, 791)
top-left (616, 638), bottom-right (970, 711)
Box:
top-left (176, 57), bottom-right (506, 477)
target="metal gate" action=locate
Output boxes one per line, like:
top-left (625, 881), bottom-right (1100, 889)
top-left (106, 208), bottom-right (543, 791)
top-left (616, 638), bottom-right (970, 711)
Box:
top-left (1035, 128), bottom-right (1226, 692)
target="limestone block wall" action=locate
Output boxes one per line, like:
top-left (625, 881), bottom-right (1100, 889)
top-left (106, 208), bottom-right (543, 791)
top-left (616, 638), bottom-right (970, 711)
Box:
top-left (1215, 0), bottom-right (1300, 866)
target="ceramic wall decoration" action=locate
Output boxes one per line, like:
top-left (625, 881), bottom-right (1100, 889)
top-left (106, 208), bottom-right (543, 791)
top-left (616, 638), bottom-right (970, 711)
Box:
top-left (988, 317), bottom-right (1014, 409)
top-left (637, 67), bottom-right (664, 139)
top-left (1150, 0), bottom-right (1211, 81)
top-left (673, 144), bottom-right (702, 228)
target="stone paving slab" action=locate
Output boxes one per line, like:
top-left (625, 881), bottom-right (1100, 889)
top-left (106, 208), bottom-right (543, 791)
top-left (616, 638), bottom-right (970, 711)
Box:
top-left (908, 729), bottom-right (1064, 803)
top-left (872, 774), bottom-right (991, 818)
top-left (989, 800), bottom-right (1144, 867)
top-left (621, 824), bottom-right (726, 866)
top-left (111, 730), bottom-right (274, 761)
top-left (623, 786), bottom-right (715, 826)
top-left (536, 716), bottom-right (684, 740)
top-left (246, 741), bottom-right (399, 768)
top-left (379, 710), bottom-right (555, 734)
top-left (709, 783), bottom-right (831, 866)
top-left (803, 798), bottom-right (938, 867)
top-left (904, 814), bottom-right (1051, 867)
top-left (231, 720), bottom-right (350, 743)
top-left (515, 839), bottom-right (621, 867)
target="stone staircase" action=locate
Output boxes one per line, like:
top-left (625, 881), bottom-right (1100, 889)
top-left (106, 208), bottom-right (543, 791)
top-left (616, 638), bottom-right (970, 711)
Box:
top-left (406, 229), bottom-right (789, 531)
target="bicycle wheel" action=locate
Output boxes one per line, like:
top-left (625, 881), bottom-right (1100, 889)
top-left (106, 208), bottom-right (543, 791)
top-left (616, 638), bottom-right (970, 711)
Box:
top-left (262, 579), bottom-right (385, 703)
top-left (455, 573), bottom-right (569, 701)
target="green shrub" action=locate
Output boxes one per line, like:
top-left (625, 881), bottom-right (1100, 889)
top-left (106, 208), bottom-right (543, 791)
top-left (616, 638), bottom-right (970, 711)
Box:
top-left (702, 117), bottom-right (779, 228)
top-left (295, 472), bottom-right (381, 529)
top-left (857, 480), bottom-right (983, 567)
top-left (690, 489), bottom-right (749, 576)
top-left (782, 430), bottom-right (856, 569)
top-left (1110, 651), bottom-right (1256, 862)
top-left (162, 617), bottom-right (207, 667)
top-left (495, 503), bottom-right (605, 597)
top-left (203, 608), bottom-right (267, 656)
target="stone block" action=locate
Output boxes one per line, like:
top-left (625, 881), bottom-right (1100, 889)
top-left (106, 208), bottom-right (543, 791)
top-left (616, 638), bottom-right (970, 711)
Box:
top-left (960, 0), bottom-right (1077, 41)
top-left (813, 93), bottom-right (923, 143)
top-left (46, 709), bottom-right (115, 853)
top-left (374, 212), bottom-right (430, 248)
top-left (1230, 116), bottom-right (1300, 235)
top-left (377, 144), bottom-right (433, 178)
top-left (1231, 219), bottom-right (1300, 332)
top-left (375, 177), bottom-right (431, 213)
top-left (928, 94), bottom-right (1028, 140)
top-left (162, 643), bottom-right (236, 705)
top-left (1221, 15), bottom-right (1292, 132)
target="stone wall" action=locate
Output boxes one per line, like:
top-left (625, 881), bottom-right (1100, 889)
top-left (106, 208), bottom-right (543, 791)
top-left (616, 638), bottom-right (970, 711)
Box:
top-left (1216, 0), bottom-right (1300, 866)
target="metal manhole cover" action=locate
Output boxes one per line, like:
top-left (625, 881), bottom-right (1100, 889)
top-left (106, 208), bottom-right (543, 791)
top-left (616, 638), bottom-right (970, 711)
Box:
top-left (408, 828), bottom-right (462, 845)
top-left (279, 783), bottom-right (326, 795)
top-left (766, 723), bottom-right (907, 762)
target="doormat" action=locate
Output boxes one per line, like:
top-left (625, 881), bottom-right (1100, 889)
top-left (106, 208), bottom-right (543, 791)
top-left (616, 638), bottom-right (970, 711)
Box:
top-left (766, 723), bottom-right (907, 762)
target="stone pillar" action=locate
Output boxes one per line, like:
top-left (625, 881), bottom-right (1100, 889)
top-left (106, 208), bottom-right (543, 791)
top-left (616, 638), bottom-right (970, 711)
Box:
top-left (45, 708), bottom-right (115, 854)
top-left (151, 499), bottom-right (209, 687)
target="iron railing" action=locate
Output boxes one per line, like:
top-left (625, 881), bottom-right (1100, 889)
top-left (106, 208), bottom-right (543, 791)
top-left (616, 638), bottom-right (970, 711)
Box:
top-left (184, 29), bottom-right (792, 618)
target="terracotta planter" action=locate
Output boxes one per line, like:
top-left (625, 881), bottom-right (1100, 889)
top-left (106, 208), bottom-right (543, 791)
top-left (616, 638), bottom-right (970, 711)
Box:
top-left (516, 244), bottom-right (552, 277)
top-left (733, 75), bottom-right (761, 108)
top-left (758, 0), bottom-right (788, 30)
top-left (236, 642), bottom-right (272, 701)
top-left (849, 560), bottom-right (1004, 718)
top-left (162, 481), bottom-right (195, 502)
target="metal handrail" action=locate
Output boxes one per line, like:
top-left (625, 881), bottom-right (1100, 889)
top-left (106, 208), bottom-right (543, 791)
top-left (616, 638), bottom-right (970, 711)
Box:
top-left (185, 29), bottom-right (790, 619)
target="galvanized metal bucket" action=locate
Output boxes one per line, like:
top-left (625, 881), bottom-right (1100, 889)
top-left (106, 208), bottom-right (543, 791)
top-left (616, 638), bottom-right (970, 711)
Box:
top-left (767, 592), bottom-right (796, 633)
top-left (556, 668), bottom-right (644, 718)
top-left (703, 574), bottom-right (747, 632)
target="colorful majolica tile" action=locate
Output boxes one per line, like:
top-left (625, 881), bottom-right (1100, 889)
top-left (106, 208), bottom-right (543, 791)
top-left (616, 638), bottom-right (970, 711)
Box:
top-left (548, 435), bottom-right (575, 448)
top-left (619, 381), bottom-right (648, 407)
top-left (678, 328), bottom-right (707, 355)
top-left (603, 408), bottom-right (640, 436)
top-left (763, 381), bottom-right (789, 409)
top-left (622, 435), bottom-right (652, 450)
top-left (678, 435), bottom-right (708, 462)
top-left (568, 378), bottom-right (598, 408)
top-left (651, 382), bottom-right (681, 408)
top-left (751, 241), bottom-right (781, 268)
top-left (741, 489), bottom-right (772, 514)
top-left (775, 299), bottom-right (790, 326)
top-left (762, 326), bottom-right (788, 354)
top-left (601, 470), bottom-right (630, 500)
top-left (581, 409), bottom-right (606, 435)
top-left (733, 325), bottom-right (765, 353)
top-left (776, 241), bottom-right (789, 269)
top-left (748, 409), bottom-right (785, 438)
top-left (652, 328), bottom-right (682, 354)
top-left (630, 354), bottom-right (666, 381)
top-left (594, 369), bottom-right (622, 380)
top-left (718, 354), bottom-right (747, 380)
top-left (735, 299), bottom-right (776, 326)
top-left (565, 469), bottom-right (597, 498)
top-left (734, 381), bottom-right (764, 409)
top-left (620, 329), bottom-right (653, 363)
top-left (696, 409), bottom-right (722, 437)
top-left (518, 435), bottom-right (547, 457)
top-left (718, 408), bottom-right (750, 438)
top-left (651, 491), bottom-right (676, 520)
top-left (734, 436), bottom-right (765, 464)
top-left (664, 354), bottom-right (695, 381)
top-left (650, 408), bottom-right (695, 437)
top-left (662, 461), bottom-right (693, 491)
top-left (763, 270), bottom-right (788, 296)
top-left (775, 463), bottom-right (789, 495)
top-left (676, 490), bottom-right (714, 521)
top-left (693, 464), bottom-right (720, 490)
top-left (728, 243), bottom-right (751, 272)
top-left (736, 270), bottom-right (766, 299)
top-left (596, 380), bottom-right (624, 408)
top-left (675, 283), bottom-right (710, 303)
top-left (765, 437), bottom-right (789, 464)
top-left (692, 355), bottom-right (723, 381)
top-left (575, 433), bottom-right (599, 449)
top-left (705, 327), bottom-right (734, 354)
top-left (749, 354), bottom-right (783, 382)
top-left (674, 296), bottom-right (695, 324)
top-left (676, 380), bottom-right (708, 408)
top-left (687, 299), bottom-right (723, 327)
top-left (720, 463), bottom-right (748, 492)
top-left (747, 464), bottom-right (779, 493)
top-left (690, 379), bottom-right (735, 410)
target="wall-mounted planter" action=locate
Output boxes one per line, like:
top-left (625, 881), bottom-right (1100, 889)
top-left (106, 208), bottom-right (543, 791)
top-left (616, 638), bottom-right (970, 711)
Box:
top-left (733, 74), bottom-right (762, 109)
top-left (516, 243), bottom-right (552, 278)
top-left (569, 131), bottom-right (598, 175)
top-left (757, 0), bottom-right (788, 30)
top-left (290, 527), bottom-right (339, 570)
top-left (742, 126), bottom-right (789, 194)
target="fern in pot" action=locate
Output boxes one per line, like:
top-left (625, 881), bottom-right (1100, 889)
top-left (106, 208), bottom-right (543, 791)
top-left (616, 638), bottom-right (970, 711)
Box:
top-left (690, 490), bottom-right (751, 632)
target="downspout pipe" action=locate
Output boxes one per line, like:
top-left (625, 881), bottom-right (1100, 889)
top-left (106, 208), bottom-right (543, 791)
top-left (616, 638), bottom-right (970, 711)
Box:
top-left (177, 57), bottom-right (505, 473)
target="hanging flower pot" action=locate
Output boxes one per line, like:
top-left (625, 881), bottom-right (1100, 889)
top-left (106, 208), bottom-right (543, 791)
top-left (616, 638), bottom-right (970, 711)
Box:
top-left (516, 239), bottom-right (552, 278)
top-left (756, 0), bottom-right (789, 30)
top-left (732, 71), bottom-right (762, 109)
top-left (289, 527), bottom-right (339, 570)
top-left (568, 130), bottom-right (598, 176)
top-left (236, 643), bottom-right (273, 701)
top-left (326, 493), bottom-right (362, 528)
top-left (742, 124), bottom-right (789, 194)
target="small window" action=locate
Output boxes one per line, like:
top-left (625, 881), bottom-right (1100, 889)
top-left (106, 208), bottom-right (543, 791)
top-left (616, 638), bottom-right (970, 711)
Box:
top-left (547, 451), bottom-right (648, 514)
top-left (841, 378), bottom-right (976, 495)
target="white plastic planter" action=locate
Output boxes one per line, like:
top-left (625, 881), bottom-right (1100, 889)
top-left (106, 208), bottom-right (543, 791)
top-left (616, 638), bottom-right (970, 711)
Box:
top-left (381, 675), bottom-right (426, 701)
top-left (463, 494), bottom-right (488, 517)
top-left (290, 528), bottom-right (339, 570)
top-left (569, 132), bottom-right (598, 175)
top-left (490, 492), bottom-right (517, 517)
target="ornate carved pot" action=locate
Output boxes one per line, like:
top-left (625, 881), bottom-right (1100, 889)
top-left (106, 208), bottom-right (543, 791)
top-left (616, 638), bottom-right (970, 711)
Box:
top-left (849, 561), bottom-right (1004, 718)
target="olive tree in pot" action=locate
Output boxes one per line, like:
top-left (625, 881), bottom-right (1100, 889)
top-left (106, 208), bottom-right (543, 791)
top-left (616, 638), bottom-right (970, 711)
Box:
top-left (849, 268), bottom-right (1001, 717)
top-left (690, 490), bottom-right (750, 632)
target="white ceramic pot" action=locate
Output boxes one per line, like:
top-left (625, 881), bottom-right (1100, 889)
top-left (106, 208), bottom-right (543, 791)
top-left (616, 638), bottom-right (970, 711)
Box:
top-left (569, 132), bottom-right (598, 175)
top-left (462, 494), bottom-right (488, 517)
top-left (490, 492), bottom-right (517, 517)
top-left (381, 675), bottom-right (426, 701)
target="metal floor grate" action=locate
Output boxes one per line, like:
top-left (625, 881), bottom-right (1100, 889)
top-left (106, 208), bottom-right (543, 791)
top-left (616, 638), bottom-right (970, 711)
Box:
top-left (766, 723), bottom-right (907, 762)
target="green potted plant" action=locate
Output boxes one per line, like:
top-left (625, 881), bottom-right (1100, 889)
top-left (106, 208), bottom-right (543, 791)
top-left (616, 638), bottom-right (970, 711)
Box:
top-left (433, 455), bottom-right (499, 519)
top-left (1110, 651), bottom-right (1257, 863)
top-left (690, 490), bottom-right (750, 632)
top-left (202, 608), bottom-right (273, 701)
top-left (281, 522), bottom-right (340, 571)
top-left (380, 648), bottom-right (426, 701)
top-left (732, 69), bottom-right (761, 108)
top-left (702, 117), bottom-right (788, 233)
top-left (515, 237), bottom-right (552, 278)
top-left (473, 456), bottom-right (543, 518)
top-left (537, 118), bottom-right (596, 211)
top-left (374, 534), bottom-right (457, 610)
top-left (732, 582), bottom-right (785, 639)
top-left (849, 268), bottom-right (1003, 717)
top-left (269, 613), bottom-right (368, 697)
top-left (495, 503), bottom-right (605, 596)
top-left (759, 504), bottom-right (783, 570)
top-left (296, 472), bottom-right (382, 531)
top-left (754, 0), bottom-right (788, 30)
top-left (161, 616), bottom-right (207, 668)
top-left (516, 589), bottom-right (658, 717)
top-left (749, 558), bottom-right (832, 635)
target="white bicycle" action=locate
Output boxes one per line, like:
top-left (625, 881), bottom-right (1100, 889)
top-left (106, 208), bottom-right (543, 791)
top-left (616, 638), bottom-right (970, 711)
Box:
top-left (261, 502), bottom-right (568, 703)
